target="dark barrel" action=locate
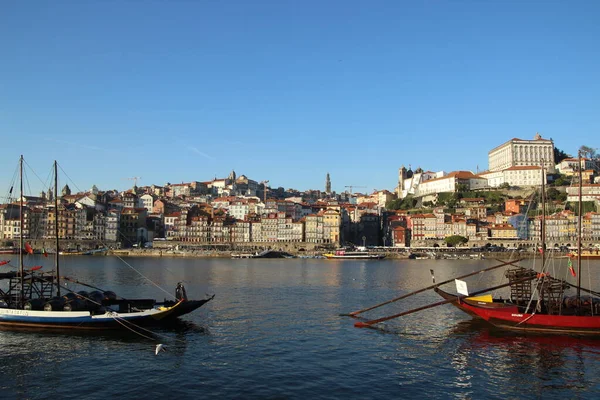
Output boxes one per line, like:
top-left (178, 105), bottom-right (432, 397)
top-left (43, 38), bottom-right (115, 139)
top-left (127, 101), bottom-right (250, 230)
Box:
top-left (24, 298), bottom-right (45, 310)
top-left (103, 291), bottom-right (117, 300)
top-left (77, 291), bottom-right (90, 299)
top-left (88, 291), bottom-right (104, 304)
top-left (63, 298), bottom-right (87, 312)
top-left (44, 297), bottom-right (66, 311)
top-left (63, 292), bottom-right (77, 301)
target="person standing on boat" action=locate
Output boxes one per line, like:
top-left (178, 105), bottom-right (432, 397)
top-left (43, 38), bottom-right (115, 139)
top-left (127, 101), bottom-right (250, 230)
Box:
top-left (176, 282), bottom-right (188, 301)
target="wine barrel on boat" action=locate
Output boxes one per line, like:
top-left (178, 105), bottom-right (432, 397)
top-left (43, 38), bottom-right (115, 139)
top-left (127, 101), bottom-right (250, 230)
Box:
top-left (44, 297), bottom-right (66, 311)
top-left (88, 291), bottom-right (104, 304)
top-left (63, 292), bottom-right (77, 301)
top-left (63, 298), bottom-right (87, 311)
top-left (77, 291), bottom-right (89, 299)
top-left (24, 298), bottom-right (45, 310)
top-left (103, 291), bottom-right (117, 300)
top-left (86, 291), bottom-right (105, 311)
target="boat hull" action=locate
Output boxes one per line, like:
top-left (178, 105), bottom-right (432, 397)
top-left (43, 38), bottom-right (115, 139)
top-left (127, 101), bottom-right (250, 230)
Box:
top-left (0, 298), bottom-right (213, 331)
top-left (435, 287), bottom-right (600, 336)
top-left (323, 253), bottom-right (385, 260)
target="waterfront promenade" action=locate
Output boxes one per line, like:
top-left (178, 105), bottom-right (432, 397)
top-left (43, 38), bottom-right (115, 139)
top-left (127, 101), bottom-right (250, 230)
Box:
top-left (105, 247), bottom-right (541, 260)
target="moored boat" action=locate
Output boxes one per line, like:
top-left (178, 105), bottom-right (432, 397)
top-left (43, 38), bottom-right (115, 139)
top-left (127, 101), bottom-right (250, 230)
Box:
top-left (569, 249), bottom-right (600, 260)
top-left (431, 153), bottom-right (600, 335)
top-left (0, 157), bottom-right (214, 332)
top-left (434, 284), bottom-right (600, 335)
top-left (323, 250), bottom-right (385, 260)
top-left (348, 152), bottom-right (600, 336)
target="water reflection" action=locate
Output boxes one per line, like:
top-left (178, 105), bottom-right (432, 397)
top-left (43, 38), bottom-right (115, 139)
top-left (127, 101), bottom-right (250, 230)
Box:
top-left (446, 319), bottom-right (600, 396)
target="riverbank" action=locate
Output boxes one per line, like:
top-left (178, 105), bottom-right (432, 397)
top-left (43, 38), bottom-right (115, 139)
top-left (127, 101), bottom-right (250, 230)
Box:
top-left (105, 248), bottom-right (542, 260)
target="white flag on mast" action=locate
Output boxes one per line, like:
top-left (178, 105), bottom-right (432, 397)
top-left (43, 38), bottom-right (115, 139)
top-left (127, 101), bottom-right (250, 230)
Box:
top-left (455, 279), bottom-right (469, 296)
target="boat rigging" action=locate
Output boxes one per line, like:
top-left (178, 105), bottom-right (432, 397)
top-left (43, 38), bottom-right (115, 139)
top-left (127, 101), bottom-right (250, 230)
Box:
top-left (0, 157), bottom-right (214, 331)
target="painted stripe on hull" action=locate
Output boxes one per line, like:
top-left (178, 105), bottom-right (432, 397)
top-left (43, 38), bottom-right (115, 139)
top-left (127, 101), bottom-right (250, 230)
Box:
top-left (0, 302), bottom-right (183, 329)
top-left (0, 298), bottom-right (212, 331)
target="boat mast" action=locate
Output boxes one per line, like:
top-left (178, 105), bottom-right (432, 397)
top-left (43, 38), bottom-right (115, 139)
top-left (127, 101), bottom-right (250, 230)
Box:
top-left (577, 150), bottom-right (583, 301)
top-left (54, 161), bottom-right (61, 297)
top-left (19, 155), bottom-right (24, 306)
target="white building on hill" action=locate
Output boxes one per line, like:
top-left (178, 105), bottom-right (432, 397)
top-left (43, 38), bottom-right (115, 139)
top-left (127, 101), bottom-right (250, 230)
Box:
top-left (488, 133), bottom-right (555, 173)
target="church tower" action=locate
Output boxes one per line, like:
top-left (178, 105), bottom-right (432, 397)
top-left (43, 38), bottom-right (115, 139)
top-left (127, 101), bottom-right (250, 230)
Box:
top-left (325, 173), bottom-right (331, 193)
top-left (61, 184), bottom-right (71, 197)
top-left (397, 165), bottom-right (407, 197)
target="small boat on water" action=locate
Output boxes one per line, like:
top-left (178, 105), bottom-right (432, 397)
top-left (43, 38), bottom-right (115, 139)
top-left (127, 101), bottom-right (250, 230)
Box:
top-left (0, 248), bottom-right (20, 255)
top-left (569, 249), bottom-right (600, 260)
top-left (232, 250), bottom-right (295, 259)
top-left (0, 157), bottom-right (214, 331)
top-left (323, 249), bottom-right (385, 260)
top-left (59, 248), bottom-right (108, 256)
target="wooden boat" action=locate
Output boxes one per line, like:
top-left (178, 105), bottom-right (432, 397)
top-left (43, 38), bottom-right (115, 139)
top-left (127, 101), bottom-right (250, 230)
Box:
top-left (434, 285), bottom-right (600, 335)
top-left (433, 154), bottom-right (600, 336)
top-left (349, 153), bottom-right (600, 336)
top-left (0, 157), bottom-right (214, 331)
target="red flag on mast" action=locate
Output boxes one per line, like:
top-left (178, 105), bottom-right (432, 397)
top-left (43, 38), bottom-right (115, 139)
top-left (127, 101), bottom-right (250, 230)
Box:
top-left (568, 259), bottom-right (576, 277)
top-left (24, 242), bottom-right (34, 255)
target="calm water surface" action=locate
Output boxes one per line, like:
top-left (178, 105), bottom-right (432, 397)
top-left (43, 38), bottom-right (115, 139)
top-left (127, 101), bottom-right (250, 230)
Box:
top-left (1, 256), bottom-right (600, 399)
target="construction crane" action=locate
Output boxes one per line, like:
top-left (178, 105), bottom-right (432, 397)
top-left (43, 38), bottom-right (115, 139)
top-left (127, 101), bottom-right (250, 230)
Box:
top-left (260, 180), bottom-right (269, 203)
top-left (344, 185), bottom-right (366, 194)
top-left (123, 177), bottom-right (142, 189)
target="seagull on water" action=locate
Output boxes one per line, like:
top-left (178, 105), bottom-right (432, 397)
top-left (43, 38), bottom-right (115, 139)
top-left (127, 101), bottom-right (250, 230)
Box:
top-left (155, 344), bottom-right (166, 355)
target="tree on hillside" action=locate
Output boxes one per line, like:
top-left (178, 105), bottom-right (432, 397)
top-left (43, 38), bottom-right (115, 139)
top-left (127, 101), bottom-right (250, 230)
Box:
top-left (546, 187), bottom-right (567, 202)
top-left (580, 145), bottom-right (597, 159)
top-left (445, 235), bottom-right (468, 247)
top-left (554, 146), bottom-right (571, 164)
top-left (386, 196), bottom-right (417, 210)
top-left (456, 183), bottom-right (469, 193)
top-left (551, 174), bottom-right (571, 187)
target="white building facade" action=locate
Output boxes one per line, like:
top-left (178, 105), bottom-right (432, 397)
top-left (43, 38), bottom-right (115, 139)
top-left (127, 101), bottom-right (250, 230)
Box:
top-left (488, 133), bottom-right (555, 173)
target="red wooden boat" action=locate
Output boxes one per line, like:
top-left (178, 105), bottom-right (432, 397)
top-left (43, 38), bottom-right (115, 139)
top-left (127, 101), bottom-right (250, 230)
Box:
top-left (435, 286), bottom-right (600, 336)
top-left (434, 153), bottom-right (600, 336)
top-left (349, 154), bottom-right (599, 335)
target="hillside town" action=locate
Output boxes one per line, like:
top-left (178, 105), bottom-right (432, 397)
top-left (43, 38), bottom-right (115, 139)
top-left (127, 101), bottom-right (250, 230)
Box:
top-left (1, 134), bottom-right (599, 253)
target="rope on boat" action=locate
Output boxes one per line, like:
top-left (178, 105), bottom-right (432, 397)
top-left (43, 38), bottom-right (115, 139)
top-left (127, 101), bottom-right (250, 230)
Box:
top-left (107, 312), bottom-right (156, 340)
top-left (106, 314), bottom-right (189, 344)
top-left (583, 258), bottom-right (595, 316)
top-left (90, 236), bottom-right (177, 301)
top-left (112, 254), bottom-right (176, 300)
top-left (38, 275), bottom-right (189, 342)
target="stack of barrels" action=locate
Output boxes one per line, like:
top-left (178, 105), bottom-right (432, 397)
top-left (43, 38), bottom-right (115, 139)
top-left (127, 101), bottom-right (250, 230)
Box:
top-left (24, 290), bottom-right (118, 312)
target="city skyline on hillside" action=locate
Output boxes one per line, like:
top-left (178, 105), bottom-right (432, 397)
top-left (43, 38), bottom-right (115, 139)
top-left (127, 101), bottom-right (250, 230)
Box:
top-left (1, 2), bottom-right (598, 197)
top-left (0, 135), bottom-right (594, 202)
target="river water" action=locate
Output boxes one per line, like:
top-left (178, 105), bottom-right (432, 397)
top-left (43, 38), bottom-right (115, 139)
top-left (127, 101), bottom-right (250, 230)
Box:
top-left (1, 256), bottom-right (600, 399)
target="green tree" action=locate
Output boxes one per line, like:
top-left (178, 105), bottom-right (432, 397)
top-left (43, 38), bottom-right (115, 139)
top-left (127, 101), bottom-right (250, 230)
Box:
top-left (551, 174), bottom-right (571, 187)
top-left (456, 183), bottom-right (469, 193)
top-left (445, 235), bottom-right (469, 247)
top-left (546, 187), bottom-right (561, 201)
top-left (554, 146), bottom-right (572, 163)
top-left (386, 196), bottom-right (417, 210)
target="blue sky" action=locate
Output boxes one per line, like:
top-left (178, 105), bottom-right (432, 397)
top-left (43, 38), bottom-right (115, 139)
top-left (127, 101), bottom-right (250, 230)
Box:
top-left (1, 1), bottom-right (598, 199)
